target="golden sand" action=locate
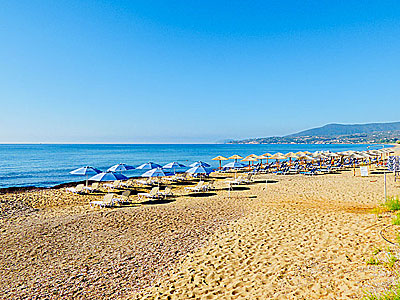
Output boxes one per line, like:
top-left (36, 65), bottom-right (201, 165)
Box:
top-left (1, 147), bottom-right (400, 299)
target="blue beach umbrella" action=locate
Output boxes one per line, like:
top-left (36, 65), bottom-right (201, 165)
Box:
top-left (163, 162), bottom-right (187, 169)
top-left (89, 172), bottom-right (128, 182)
top-left (141, 167), bottom-right (166, 187)
top-left (222, 161), bottom-right (245, 179)
top-left (186, 165), bottom-right (213, 176)
top-left (163, 162), bottom-right (187, 174)
top-left (136, 162), bottom-right (162, 170)
top-left (223, 161), bottom-right (245, 169)
top-left (141, 167), bottom-right (166, 178)
top-left (189, 161), bottom-right (211, 168)
top-left (69, 166), bottom-right (102, 186)
top-left (107, 163), bottom-right (135, 172)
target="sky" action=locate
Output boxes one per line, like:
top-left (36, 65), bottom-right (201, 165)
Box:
top-left (1, 1), bottom-right (400, 143)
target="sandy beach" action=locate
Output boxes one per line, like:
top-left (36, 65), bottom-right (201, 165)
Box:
top-left (2, 149), bottom-right (400, 299)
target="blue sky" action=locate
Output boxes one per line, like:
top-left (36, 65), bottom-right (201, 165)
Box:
top-left (1, 1), bottom-right (400, 143)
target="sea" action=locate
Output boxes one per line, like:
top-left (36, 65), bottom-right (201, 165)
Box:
top-left (0, 144), bottom-right (385, 188)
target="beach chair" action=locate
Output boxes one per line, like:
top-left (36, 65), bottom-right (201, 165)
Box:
top-left (104, 180), bottom-right (121, 190)
top-left (89, 193), bottom-right (117, 208)
top-left (138, 187), bottom-right (160, 201)
top-left (204, 180), bottom-right (216, 191)
top-left (242, 173), bottom-right (254, 183)
top-left (85, 182), bottom-right (100, 193)
top-left (120, 179), bottom-right (135, 188)
top-left (158, 187), bottom-right (174, 198)
top-left (302, 168), bottom-right (317, 176)
top-left (136, 178), bottom-right (155, 186)
top-left (66, 184), bottom-right (85, 194)
top-left (226, 176), bottom-right (244, 185)
top-left (114, 190), bottom-right (131, 205)
top-left (185, 181), bottom-right (205, 192)
top-left (164, 175), bottom-right (178, 183)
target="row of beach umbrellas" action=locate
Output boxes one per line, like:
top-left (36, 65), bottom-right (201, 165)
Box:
top-left (212, 148), bottom-right (395, 167)
top-left (69, 161), bottom-right (214, 185)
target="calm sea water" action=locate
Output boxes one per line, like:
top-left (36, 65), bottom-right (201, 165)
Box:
top-left (0, 144), bottom-right (382, 188)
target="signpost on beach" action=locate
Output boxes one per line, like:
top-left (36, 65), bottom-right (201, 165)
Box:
top-left (360, 166), bottom-right (369, 177)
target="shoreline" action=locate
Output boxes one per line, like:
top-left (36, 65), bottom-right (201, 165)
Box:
top-left (1, 143), bottom-right (395, 193)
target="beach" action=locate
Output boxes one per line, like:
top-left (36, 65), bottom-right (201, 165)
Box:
top-left (1, 148), bottom-right (400, 299)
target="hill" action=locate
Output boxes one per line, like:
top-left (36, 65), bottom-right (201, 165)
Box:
top-left (227, 121), bottom-right (400, 144)
top-left (288, 122), bottom-right (400, 137)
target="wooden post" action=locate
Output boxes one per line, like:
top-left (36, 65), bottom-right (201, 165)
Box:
top-left (384, 172), bottom-right (387, 202)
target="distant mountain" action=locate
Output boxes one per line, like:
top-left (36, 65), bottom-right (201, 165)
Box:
top-left (226, 121), bottom-right (400, 144)
top-left (288, 121), bottom-right (400, 137)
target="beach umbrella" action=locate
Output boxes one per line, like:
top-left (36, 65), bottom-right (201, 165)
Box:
top-left (141, 167), bottom-right (166, 177)
top-left (190, 161), bottom-right (211, 168)
top-left (223, 161), bottom-right (245, 179)
top-left (89, 171), bottom-right (128, 182)
top-left (241, 156), bottom-right (258, 167)
top-left (212, 156), bottom-right (229, 169)
top-left (69, 166), bottom-right (102, 186)
top-left (228, 155), bottom-right (243, 162)
top-left (162, 162), bottom-right (187, 169)
top-left (269, 153), bottom-right (287, 160)
top-left (107, 163), bottom-right (135, 172)
top-left (269, 153), bottom-right (287, 166)
top-left (136, 162), bottom-right (162, 170)
top-left (162, 162), bottom-right (187, 174)
top-left (223, 161), bottom-right (246, 169)
top-left (297, 155), bottom-right (316, 161)
top-left (257, 155), bottom-right (269, 165)
top-left (141, 167), bottom-right (166, 187)
top-left (326, 152), bottom-right (339, 157)
top-left (285, 152), bottom-right (298, 165)
top-left (261, 153), bottom-right (272, 164)
top-left (186, 165), bottom-right (213, 178)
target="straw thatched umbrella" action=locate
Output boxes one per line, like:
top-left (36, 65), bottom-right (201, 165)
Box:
top-left (212, 155), bottom-right (228, 170)
top-left (269, 153), bottom-right (287, 167)
top-left (241, 156), bottom-right (259, 167)
top-left (285, 152), bottom-right (298, 165)
top-left (229, 154), bottom-right (243, 162)
top-left (261, 153), bottom-right (272, 164)
top-left (257, 155), bottom-right (269, 165)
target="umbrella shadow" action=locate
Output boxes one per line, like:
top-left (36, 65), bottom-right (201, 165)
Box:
top-left (140, 199), bottom-right (176, 205)
top-left (371, 171), bottom-right (391, 175)
top-left (187, 192), bottom-right (217, 197)
top-left (225, 186), bottom-right (251, 191)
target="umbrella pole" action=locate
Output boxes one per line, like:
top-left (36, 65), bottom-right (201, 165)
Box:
top-left (86, 174), bottom-right (88, 187)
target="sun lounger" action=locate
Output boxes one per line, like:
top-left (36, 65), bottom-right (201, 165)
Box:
top-left (138, 187), bottom-right (160, 200)
top-left (114, 190), bottom-right (131, 204)
top-left (90, 193), bottom-right (117, 208)
top-left (136, 178), bottom-right (156, 186)
top-left (242, 173), bottom-right (254, 183)
top-left (66, 184), bottom-right (85, 194)
top-left (120, 179), bottom-right (135, 188)
top-left (84, 182), bottom-right (100, 193)
top-left (158, 187), bottom-right (174, 198)
top-left (202, 180), bottom-right (217, 191)
top-left (104, 180), bottom-right (121, 190)
top-left (185, 181), bottom-right (205, 192)
top-left (225, 176), bottom-right (244, 185)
